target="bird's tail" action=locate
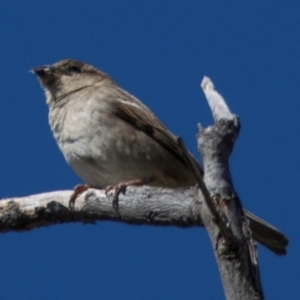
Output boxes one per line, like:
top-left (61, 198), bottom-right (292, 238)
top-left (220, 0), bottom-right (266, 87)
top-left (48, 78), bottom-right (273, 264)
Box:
top-left (245, 210), bottom-right (288, 255)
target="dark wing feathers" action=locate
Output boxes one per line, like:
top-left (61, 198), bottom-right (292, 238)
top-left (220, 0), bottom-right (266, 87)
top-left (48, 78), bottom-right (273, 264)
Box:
top-left (110, 93), bottom-right (202, 176)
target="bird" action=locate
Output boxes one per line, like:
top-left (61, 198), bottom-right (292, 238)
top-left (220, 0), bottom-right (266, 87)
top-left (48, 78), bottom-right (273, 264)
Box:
top-left (33, 59), bottom-right (288, 255)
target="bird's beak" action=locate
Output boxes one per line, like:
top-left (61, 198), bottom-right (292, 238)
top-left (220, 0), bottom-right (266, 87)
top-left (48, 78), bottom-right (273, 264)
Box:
top-left (32, 65), bottom-right (60, 86)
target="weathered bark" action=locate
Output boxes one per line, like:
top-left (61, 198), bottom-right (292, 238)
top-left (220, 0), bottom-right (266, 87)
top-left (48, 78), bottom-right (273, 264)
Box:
top-left (0, 187), bottom-right (287, 260)
top-left (0, 187), bottom-right (202, 232)
top-left (198, 77), bottom-right (264, 299)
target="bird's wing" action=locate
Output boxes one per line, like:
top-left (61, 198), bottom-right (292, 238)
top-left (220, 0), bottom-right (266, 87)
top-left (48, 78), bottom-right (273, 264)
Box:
top-left (108, 88), bottom-right (203, 176)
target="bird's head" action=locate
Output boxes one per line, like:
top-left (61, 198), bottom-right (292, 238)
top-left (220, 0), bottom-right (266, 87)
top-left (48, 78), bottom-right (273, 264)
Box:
top-left (33, 59), bottom-right (111, 106)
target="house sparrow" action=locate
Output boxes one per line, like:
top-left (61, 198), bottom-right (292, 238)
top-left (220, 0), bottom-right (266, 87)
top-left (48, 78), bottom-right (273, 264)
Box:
top-left (33, 59), bottom-right (288, 255)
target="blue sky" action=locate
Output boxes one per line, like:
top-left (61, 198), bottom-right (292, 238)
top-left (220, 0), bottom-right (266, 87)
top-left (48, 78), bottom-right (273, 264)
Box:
top-left (0, 1), bottom-right (299, 299)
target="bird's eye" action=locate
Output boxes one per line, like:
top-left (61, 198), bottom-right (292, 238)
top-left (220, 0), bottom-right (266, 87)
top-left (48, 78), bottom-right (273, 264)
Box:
top-left (68, 65), bottom-right (81, 74)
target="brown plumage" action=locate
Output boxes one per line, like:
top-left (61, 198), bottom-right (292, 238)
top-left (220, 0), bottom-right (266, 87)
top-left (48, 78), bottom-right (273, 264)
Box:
top-left (33, 59), bottom-right (288, 255)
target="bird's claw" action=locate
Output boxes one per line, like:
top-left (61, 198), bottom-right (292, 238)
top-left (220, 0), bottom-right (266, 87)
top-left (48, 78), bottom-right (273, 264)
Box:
top-left (69, 184), bottom-right (90, 210)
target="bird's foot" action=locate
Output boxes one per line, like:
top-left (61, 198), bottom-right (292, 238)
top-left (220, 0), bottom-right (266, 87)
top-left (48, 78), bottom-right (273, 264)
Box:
top-left (105, 179), bottom-right (145, 213)
top-left (69, 184), bottom-right (91, 210)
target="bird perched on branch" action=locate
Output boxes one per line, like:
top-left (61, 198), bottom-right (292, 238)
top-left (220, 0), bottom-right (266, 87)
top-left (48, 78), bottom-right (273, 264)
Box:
top-left (33, 59), bottom-right (288, 255)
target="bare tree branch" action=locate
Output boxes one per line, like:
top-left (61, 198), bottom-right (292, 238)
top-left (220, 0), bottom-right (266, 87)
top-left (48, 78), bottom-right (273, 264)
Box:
top-left (0, 186), bottom-right (287, 258)
top-left (0, 187), bottom-right (203, 232)
top-left (198, 76), bottom-right (263, 300)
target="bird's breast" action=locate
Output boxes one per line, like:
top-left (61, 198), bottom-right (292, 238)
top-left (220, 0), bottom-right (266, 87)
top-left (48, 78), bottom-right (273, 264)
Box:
top-left (48, 93), bottom-right (195, 188)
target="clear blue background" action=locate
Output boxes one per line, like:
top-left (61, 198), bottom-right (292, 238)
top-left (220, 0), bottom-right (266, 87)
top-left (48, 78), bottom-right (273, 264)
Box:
top-left (0, 1), bottom-right (298, 299)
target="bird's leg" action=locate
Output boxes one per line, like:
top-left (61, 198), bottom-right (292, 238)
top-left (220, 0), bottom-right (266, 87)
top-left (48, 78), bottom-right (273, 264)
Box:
top-left (69, 184), bottom-right (91, 210)
top-left (105, 179), bottom-right (145, 213)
